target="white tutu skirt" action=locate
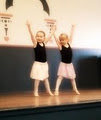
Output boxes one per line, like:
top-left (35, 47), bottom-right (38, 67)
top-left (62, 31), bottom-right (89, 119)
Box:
top-left (57, 62), bottom-right (76, 79)
top-left (30, 61), bottom-right (49, 81)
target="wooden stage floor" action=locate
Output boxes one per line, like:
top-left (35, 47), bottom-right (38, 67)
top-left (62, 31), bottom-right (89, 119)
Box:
top-left (0, 89), bottom-right (101, 111)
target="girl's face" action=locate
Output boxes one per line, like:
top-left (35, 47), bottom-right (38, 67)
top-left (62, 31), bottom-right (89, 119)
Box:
top-left (59, 34), bottom-right (69, 45)
top-left (36, 31), bottom-right (45, 43)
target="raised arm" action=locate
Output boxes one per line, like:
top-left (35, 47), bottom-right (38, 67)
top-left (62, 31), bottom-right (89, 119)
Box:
top-left (52, 25), bottom-right (61, 50)
top-left (26, 21), bottom-right (37, 47)
top-left (53, 33), bottom-right (62, 50)
top-left (44, 25), bottom-right (56, 44)
top-left (69, 24), bottom-right (76, 44)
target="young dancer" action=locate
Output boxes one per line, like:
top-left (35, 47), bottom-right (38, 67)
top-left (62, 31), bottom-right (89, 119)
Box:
top-left (26, 21), bottom-right (55, 97)
top-left (53, 25), bottom-right (80, 95)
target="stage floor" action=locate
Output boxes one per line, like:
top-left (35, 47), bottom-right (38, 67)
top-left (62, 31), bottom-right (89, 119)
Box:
top-left (0, 89), bottom-right (101, 111)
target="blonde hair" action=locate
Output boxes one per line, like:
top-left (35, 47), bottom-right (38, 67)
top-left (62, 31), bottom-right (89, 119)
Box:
top-left (59, 33), bottom-right (68, 40)
top-left (36, 31), bottom-right (46, 37)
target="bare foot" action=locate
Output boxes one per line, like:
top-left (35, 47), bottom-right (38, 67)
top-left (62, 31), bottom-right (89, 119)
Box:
top-left (73, 89), bottom-right (80, 95)
top-left (34, 92), bottom-right (39, 97)
top-left (54, 91), bottom-right (59, 96)
top-left (48, 91), bottom-right (54, 96)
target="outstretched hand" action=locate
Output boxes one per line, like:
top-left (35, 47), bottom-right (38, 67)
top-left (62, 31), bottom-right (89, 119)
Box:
top-left (51, 25), bottom-right (56, 33)
top-left (26, 21), bottom-right (30, 28)
top-left (71, 24), bottom-right (76, 28)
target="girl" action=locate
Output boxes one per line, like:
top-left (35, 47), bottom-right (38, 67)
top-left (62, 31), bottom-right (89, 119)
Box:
top-left (26, 21), bottom-right (55, 97)
top-left (53, 25), bottom-right (80, 95)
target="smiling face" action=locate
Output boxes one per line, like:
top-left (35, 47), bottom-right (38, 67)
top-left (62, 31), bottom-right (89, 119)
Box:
top-left (35, 31), bottom-right (45, 43)
top-left (59, 33), bottom-right (69, 45)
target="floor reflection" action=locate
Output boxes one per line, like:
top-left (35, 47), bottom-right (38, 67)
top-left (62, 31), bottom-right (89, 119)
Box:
top-left (0, 89), bottom-right (101, 110)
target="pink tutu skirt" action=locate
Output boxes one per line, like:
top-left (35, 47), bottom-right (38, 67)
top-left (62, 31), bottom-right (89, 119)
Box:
top-left (30, 61), bottom-right (49, 81)
top-left (57, 62), bottom-right (76, 79)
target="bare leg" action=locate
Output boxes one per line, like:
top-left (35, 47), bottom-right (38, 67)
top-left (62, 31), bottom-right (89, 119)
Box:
top-left (54, 76), bottom-right (63, 96)
top-left (44, 78), bottom-right (53, 96)
top-left (71, 79), bottom-right (80, 95)
top-left (34, 80), bottom-right (40, 97)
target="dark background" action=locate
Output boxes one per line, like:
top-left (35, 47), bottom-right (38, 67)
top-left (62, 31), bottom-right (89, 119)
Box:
top-left (0, 46), bottom-right (100, 93)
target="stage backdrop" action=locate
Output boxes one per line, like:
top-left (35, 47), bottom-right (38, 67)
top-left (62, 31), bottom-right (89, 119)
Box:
top-left (0, 0), bottom-right (101, 49)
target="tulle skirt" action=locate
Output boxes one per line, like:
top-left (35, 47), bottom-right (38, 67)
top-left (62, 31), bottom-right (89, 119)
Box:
top-left (57, 62), bottom-right (76, 79)
top-left (30, 61), bottom-right (49, 81)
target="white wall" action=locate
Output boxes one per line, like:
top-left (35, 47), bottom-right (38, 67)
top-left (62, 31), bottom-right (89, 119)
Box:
top-left (0, 0), bottom-right (101, 49)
